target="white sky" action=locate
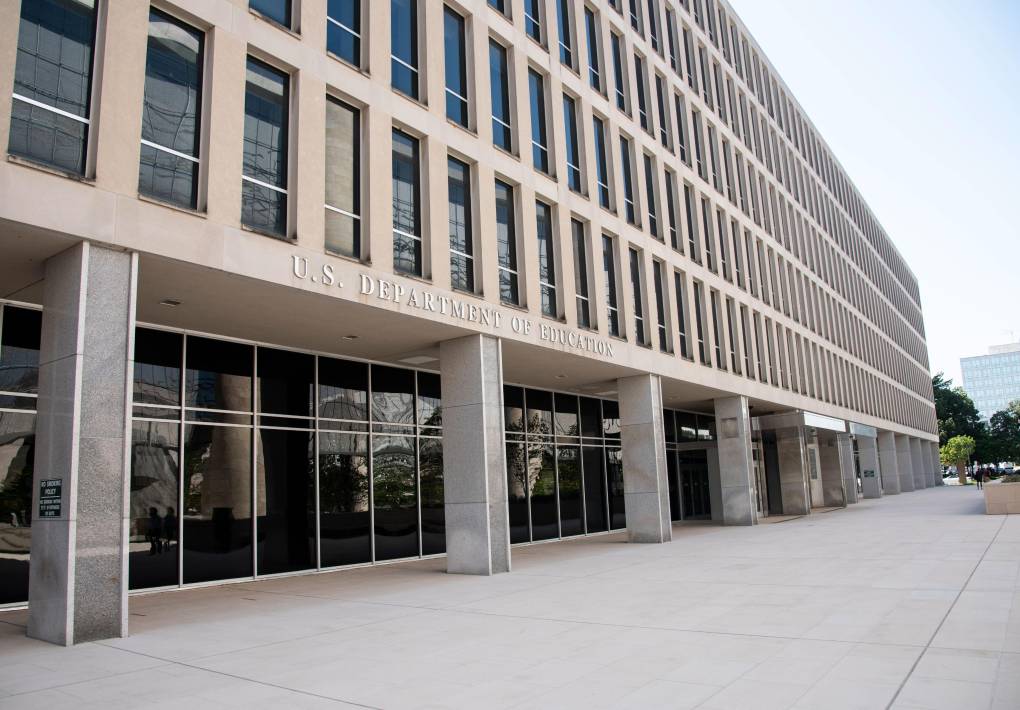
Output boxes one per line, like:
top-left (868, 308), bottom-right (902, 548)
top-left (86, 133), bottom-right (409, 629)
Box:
top-left (728, 0), bottom-right (1020, 388)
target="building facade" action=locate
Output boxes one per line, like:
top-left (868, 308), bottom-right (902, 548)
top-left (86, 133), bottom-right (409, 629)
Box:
top-left (0, 0), bottom-right (941, 645)
top-left (961, 343), bottom-right (1020, 421)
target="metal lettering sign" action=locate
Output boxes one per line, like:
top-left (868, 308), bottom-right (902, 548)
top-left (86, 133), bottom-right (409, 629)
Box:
top-left (39, 478), bottom-right (62, 518)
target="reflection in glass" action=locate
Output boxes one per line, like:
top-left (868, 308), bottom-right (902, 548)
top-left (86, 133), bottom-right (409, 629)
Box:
top-left (554, 393), bottom-right (579, 438)
top-left (372, 366), bottom-right (415, 425)
top-left (129, 420), bottom-right (179, 590)
top-left (318, 357), bottom-right (368, 421)
top-left (676, 411), bottom-right (697, 441)
top-left (257, 429), bottom-right (314, 575)
top-left (319, 431), bottom-right (370, 566)
top-left (529, 442), bottom-right (558, 540)
top-left (602, 400), bottom-right (621, 439)
top-left (582, 446), bottom-right (607, 533)
top-left (557, 446), bottom-right (583, 536)
top-left (504, 386), bottom-right (525, 435)
top-left (258, 347), bottom-right (313, 416)
top-left (0, 307), bottom-right (42, 395)
top-left (185, 336), bottom-right (253, 411)
top-left (133, 328), bottom-right (182, 407)
top-left (242, 57), bottom-right (289, 237)
top-left (667, 451), bottom-right (681, 521)
top-left (419, 437), bottom-right (445, 555)
top-left (325, 97), bottom-right (360, 258)
top-left (606, 447), bottom-right (626, 529)
top-left (506, 442), bottom-right (530, 543)
top-left (526, 389), bottom-right (553, 437)
top-left (417, 372), bottom-right (442, 429)
top-left (579, 397), bottom-right (602, 438)
top-left (373, 435), bottom-right (418, 560)
top-left (0, 412), bottom-right (35, 604)
top-left (327, 0), bottom-right (360, 65)
top-left (183, 424), bottom-right (253, 583)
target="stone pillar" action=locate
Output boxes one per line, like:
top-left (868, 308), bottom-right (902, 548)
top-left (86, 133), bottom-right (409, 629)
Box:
top-left (838, 434), bottom-right (858, 504)
top-left (776, 427), bottom-right (811, 515)
top-left (28, 243), bottom-right (137, 646)
top-left (932, 442), bottom-right (944, 486)
top-left (895, 434), bottom-right (915, 492)
top-left (817, 433), bottom-right (847, 507)
top-left (439, 334), bottom-right (510, 575)
top-left (713, 396), bottom-right (756, 525)
top-left (618, 374), bottom-right (671, 543)
top-left (918, 441), bottom-right (933, 488)
top-left (909, 438), bottom-right (927, 489)
top-left (858, 436), bottom-right (882, 499)
top-left (878, 431), bottom-right (900, 495)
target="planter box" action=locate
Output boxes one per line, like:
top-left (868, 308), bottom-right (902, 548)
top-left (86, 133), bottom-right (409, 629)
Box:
top-left (984, 481), bottom-right (1020, 515)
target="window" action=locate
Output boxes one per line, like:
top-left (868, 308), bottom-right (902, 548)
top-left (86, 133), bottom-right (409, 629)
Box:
top-left (692, 280), bottom-right (708, 364)
top-left (603, 235), bottom-right (621, 337)
top-left (674, 94), bottom-right (690, 165)
top-left (716, 209), bottom-right (729, 280)
top-left (665, 9), bottom-right (679, 72)
top-left (572, 220), bottom-right (591, 328)
top-left (628, 0), bottom-right (642, 33)
top-left (585, 8), bottom-right (601, 91)
top-left (325, 97), bottom-right (360, 258)
top-left (634, 54), bottom-right (649, 131)
top-left (495, 180), bottom-right (519, 305)
top-left (327, 0), bottom-right (360, 65)
top-left (726, 297), bottom-right (740, 373)
top-left (653, 260), bottom-right (668, 352)
top-left (139, 10), bottom-right (203, 209)
top-left (674, 271), bottom-right (691, 359)
top-left (391, 129), bottom-right (422, 275)
top-left (710, 289), bottom-right (725, 369)
top-left (707, 123), bottom-right (721, 191)
top-left (391, 0), bottom-right (419, 99)
top-left (444, 7), bottom-right (468, 126)
top-left (563, 95), bottom-right (582, 191)
top-left (490, 41), bottom-right (512, 150)
top-left (620, 136), bottom-right (636, 224)
top-left (251, 0), bottom-right (290, 27)
top-left (489, 0), bottom-right (507, 13)
top-left (593, 116), bottom-right (611, 209)
top-left (524, 0), bottom-right (542, 42)
top-left (556, 0), bottom-right (573, 67)
top-left (529, 70), bottom-right (549, 173)
top-left (664, 170), bottom-right (679, 250)
top-left (9, 0), bottom-right (97, 175)
top-left (683, 183), bottom-right (700, 262)
top-left (536, 201), bottom-right (557, 317)
top-left (242, 58), bottom-right (289, 238)
top-left (448, 157), bottom-right (473, 291)
top-left (740, 305), bottom-right (754, 377)
top-left (655, 75), bottom-right (671, 148)
top-left (647, 0), bottom-right (660, 51)
top-left (611, 32), bottom-right (628, 112)
top-left (629, 248), bottom-right (646, 345)
top-left (643, 154), bottom-right (659, 240)
top-left (701, 198), bottom-right (714, 272)
top-left (682, 26), bottom-right (697, 89)
top-left (691, 109), bottom-right (706, 180)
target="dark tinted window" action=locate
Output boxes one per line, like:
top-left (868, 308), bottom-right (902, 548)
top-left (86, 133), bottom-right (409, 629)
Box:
top-left (257, 347), bottom-right (313, 416)
top-left (490, 41), bottom-right (512, 150)
top-left (242, 58), bottom-right (289, 237)
top-left (391, 0), bottom-right (419, 98)
top-left (133, 328), bottom-right (182, 406)
top-left (327, 0), bottom-right (360, 65)
top-left (250, 0), bottom-right (290, 26)
top-left (185, 336), bottom-right (253, 411)
top-left (444, 7), bottom-right (468, 126)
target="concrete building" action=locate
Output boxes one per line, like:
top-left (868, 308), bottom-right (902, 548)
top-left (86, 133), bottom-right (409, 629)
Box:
top-left (0, 0), bottom-right (940, 645)
top-left (961, 343), bottom-right (1020, 421)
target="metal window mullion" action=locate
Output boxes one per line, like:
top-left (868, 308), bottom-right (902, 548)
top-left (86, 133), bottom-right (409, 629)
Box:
top-left (324, 203), bottom-right (361, 221)
top-left (178, 334), bottom-right (187, 588)
top-left (414, 373), bottom-right (422, 558)
top-left (242, 174), bottom-right (288, 194)
top-left (391, 54), bottom-right (418, 73)
top-left (326, 15), bottom-right (361, 38)
top-left (252, 346), bottom-right (258, 579)
top-left (11, 93), bottom-right (89, 124)
top-left (140, 138), bottom-right (199, 164)
top-left (314, 355), bottom-right (321, 571)
top-left (367, 365), bottom-right (375, 563)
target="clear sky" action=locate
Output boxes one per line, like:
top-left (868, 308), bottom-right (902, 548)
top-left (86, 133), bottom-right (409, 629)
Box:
top-left (728, 0), bottom-right (1020, 389)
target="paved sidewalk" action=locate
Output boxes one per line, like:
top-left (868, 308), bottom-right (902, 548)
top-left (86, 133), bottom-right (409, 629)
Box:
top-left (1, 488), bottom-right (1017, 709)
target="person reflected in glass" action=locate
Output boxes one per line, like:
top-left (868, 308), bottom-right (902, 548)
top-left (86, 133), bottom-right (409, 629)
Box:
top-left (162, 507), bottom-right (177, 552)
top-left (147, 507), bottom-right (163, 555)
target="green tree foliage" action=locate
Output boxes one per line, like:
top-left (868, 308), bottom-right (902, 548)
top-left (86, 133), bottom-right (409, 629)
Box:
top-left (987, 401), bottom-right (1020, 463)
top-left (932, 373), bottom-right (990, 458)
top-left (940, 435), bottom-right (976, 485)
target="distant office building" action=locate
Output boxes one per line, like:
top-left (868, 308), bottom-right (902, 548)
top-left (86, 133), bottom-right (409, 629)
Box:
top-left (961, 343), bottom-right (1020, 419)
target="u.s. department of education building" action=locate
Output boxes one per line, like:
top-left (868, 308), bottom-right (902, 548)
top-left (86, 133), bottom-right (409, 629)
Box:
top-left (0, 0), bottom-right (942, 645)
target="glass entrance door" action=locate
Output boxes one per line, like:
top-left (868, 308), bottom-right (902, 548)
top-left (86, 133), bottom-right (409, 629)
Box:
top-left (752, 437), bottom-right (768, 517)
top-left (678, 450), bottom-right (711, 519)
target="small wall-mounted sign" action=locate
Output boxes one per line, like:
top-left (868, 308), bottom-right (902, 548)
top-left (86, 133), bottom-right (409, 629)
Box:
top-left (863, 470), bottom-right (876, 479)
top-left (39, 478), bottom-right (62, 518)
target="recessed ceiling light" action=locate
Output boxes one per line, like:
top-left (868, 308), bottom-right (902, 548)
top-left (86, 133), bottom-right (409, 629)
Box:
top-left (159, 299), bottom-right (181, 307)
top-left (555, 374), bottom-right (567, 379)
top-left (341, 334), bottom-right (358, 341)
top-left (399, 355), bottom-right (438, 365)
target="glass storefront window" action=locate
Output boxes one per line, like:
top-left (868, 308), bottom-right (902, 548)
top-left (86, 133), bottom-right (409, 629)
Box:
top-left (129, 420), bottom-right (179, 590)
top-left (185, 336), bottom-right (253, 412)
top-left (319, 431), bottom-right (370, 567)
top-left (256, 428), bottom-right (315, 575)
top-left (372, 365), bottom-right (415, 426)
top-left (258, 347), bottom-right (313, 417)
top-left (372, 434), bottom-right (417, 561)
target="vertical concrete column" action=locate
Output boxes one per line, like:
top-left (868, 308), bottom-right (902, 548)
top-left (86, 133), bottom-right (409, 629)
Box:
top-left (439, 334), bottom-right (510, 575)
top-left (618, 374), bottom-right (671, 543)
top-left (838, 434), bottom-right (858, 504)
top-left (877, 431), bottom-right (900, 494)
top-left (858, 436), bottom-right (882, 499)
top-left (776, 427), bottom-right (811, 515)
top-left (919, 441), bottom-right (934, 488)
top-left (816, 433), bottom-right (847, 507)
top-left (28, 243), bottom-right (137, 646)
top-left (932, 442), bottom-right (944, 486)
top-left (895, 434), bottom-right (915, 492)
top-left (713, 396), bottom-right (756, 525)
top-left (909, 438), bottom-right (927, 489)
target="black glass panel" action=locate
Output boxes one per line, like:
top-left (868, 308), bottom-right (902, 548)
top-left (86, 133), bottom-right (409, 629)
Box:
top-left (525, 389), bottom-right (553, 437)
top-left (663, 409), bottom-right (677, 443)
top-left (133, 328), bottom-right (181, 407)
top-left (318, 356), bottom-right (368, 421)
top-left (554, 393), bottom-right (579, 438)
top-left (417, 372), bottom-right (442, 428)
top-left (257, 347), bottom-right (313, 417)
top-left (676, 411), bottom-right (697, 442)
top-left (129, 420), bottom-right (179, 590)
top-left (185, 336), bottom-right (253, 412)
top-left (372, 365), bottom-right (415, 425)
top-left (319, 431), bottom-right (370, 566)
top-left (582, 446), bottom-right (607, 533)
top-left (256, 429), bottom-right (314, 575)
top-left (183, 424), bottom-right (253, 583)
top-left (602, 400), bottom-right (621, 439)
top-left (557, 446), bottom-right (583, 537)
top-left (529, 442), bottom-right (558, 540)
top-left (579, 397), bottom-right (603, 438)
top-left (606, 447), bottom-right (626, 529)
top-left (0, 412), bottom-right (35, 604)
top-left (419, 437), bottom-right (445, 555)
top-left (698, 414), bottom-right (717, 441)
top-left (372, 435), bottom-right (417, 560)
top-left (667, 451), bottom-right (681, 521)
top-left (0, 306), bottom-right (42, 395)
top-left (506, 442), bottom-right (530, 543)
top-left (503, 385), bottom-right (524, 435)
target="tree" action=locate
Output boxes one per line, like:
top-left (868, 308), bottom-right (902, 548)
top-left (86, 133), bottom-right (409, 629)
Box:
top-left (941, 435), bottom-right (976, 485)
top-left (987, 401), bottom-right (1020, 463)
top-left (932, 373), bottom-right (990, 459)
